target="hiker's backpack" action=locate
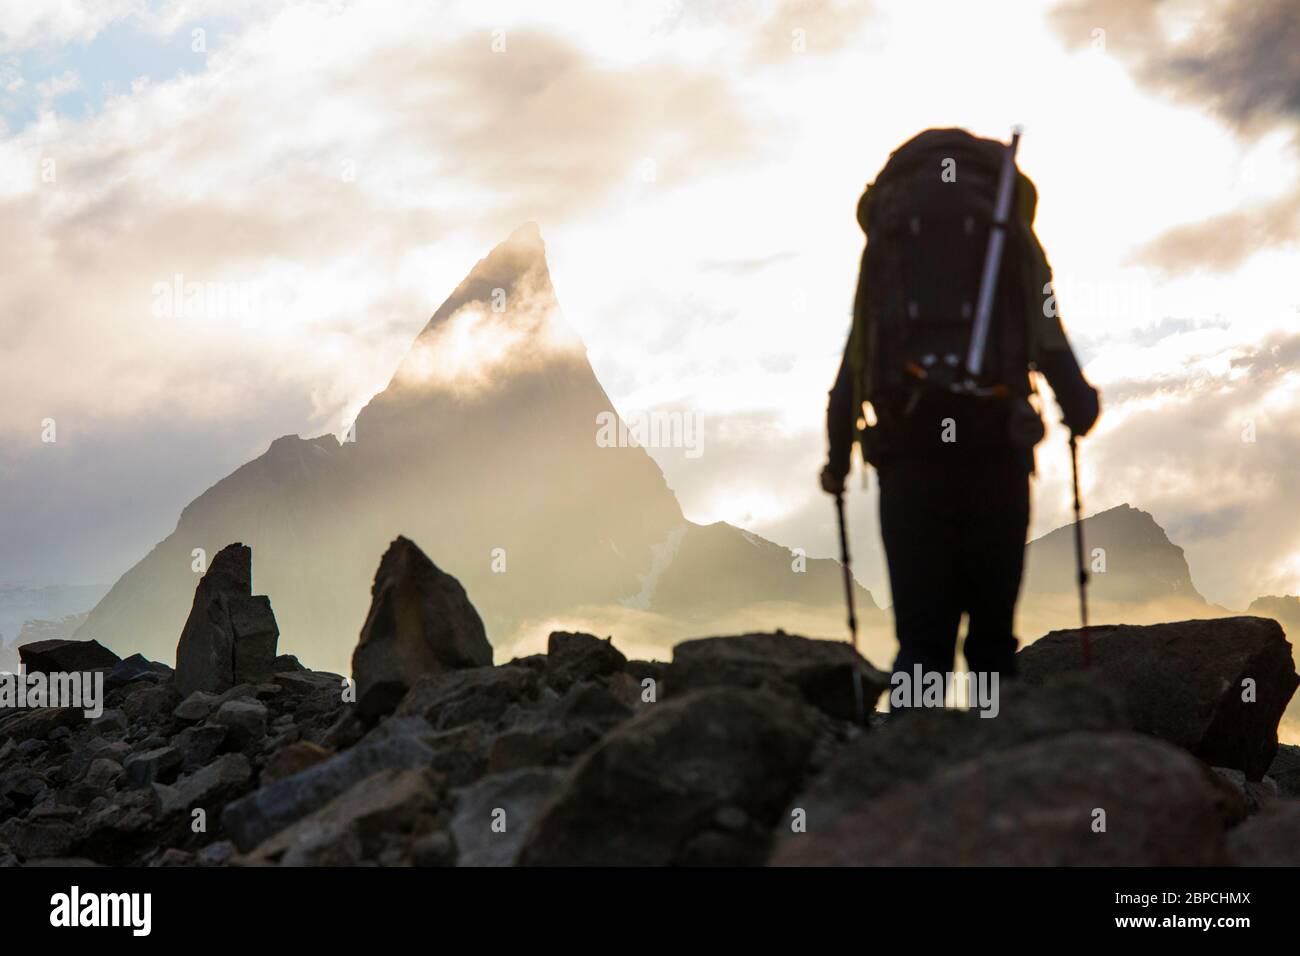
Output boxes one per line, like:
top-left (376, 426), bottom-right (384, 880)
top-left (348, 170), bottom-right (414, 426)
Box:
top-left (850, 129), bottom-right (1044, 406)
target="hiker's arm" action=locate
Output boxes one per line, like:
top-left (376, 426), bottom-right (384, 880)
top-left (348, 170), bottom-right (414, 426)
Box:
top-left (1025, 225), bottom-right (1101, 437)
top-left (1038, 344), bottom-right (1099, 436)
top-left (824, 350), bottom-right (855, 486)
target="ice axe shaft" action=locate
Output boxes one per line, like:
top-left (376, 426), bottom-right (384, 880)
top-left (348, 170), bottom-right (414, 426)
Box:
top-left (965, 126), bottom-right (1023, 381)
top-left (834, 491), bottom-right (866, 722)
top-left (1069, 434), bottom-right (1092, 667)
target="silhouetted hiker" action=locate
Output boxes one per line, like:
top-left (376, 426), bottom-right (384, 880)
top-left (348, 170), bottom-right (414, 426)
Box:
top-left (820, 128), bottom-right (1100, 709)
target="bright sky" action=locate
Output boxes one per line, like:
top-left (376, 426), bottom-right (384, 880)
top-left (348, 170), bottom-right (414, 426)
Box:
top-left (1, 0), bottom-right (1296, 612)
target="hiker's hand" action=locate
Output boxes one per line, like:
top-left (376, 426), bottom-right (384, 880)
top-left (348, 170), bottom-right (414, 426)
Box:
top-left (820, 463), bottom-right (845, 496)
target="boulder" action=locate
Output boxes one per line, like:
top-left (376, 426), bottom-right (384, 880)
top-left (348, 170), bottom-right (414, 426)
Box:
top-left (1227, 799), bottom-right (1300, 865)
top-left (351, 536), bottom-right (493, 719)
top-left (668, 631), bottom-right (890, 721)
top-left (546, 632), bottom-right (626, 685)
top-left (395, 665), bottom-right (540, 731)
top-left (0, 707), bottom-right (83, 744)
top-left (450, 767), bottom-right (565, 866)
top-left (18, 638), bottom-right (120, 674)
top-left (210, 699), bottom-right (269, 749)
top-left (221, 716), bottom-right (436, 851)
top-left (1267, 743), bottom-right (1300, 797)
top-left (1017, 616), bottom-right (1299, 779)
top-left (787, 676), bottom-right (1131, 835)
top-left (1212, 767), bottom-right (1279, 814)
top-left (242, 767), bottom-right (441, 865)
top-left (520, 688), bottom-right (818, 866)
top-left (124, 746), bottom-right (183, 788)
top-left (152, 753), bottom-right (252, 817)
top-left (772, 732), bottom-right (1231, 866)
top-left (174, 691), bottom-right (221, 723)
top-left (105, 654), bottom-right (171, 692)
top-left (174, 543), bottom-right (280, 698)
top-left (261, 741), bottom-right (333, 786)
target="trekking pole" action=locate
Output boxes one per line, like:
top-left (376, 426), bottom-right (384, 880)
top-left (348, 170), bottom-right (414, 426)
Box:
top-left (1069, 434), bottom-right (1091, 667)
top-left (834, 491), bottom-right (866, 723)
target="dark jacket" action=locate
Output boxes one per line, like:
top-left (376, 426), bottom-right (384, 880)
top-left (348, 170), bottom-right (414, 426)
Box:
top-left (826, 259), bottom-right (1099, 476)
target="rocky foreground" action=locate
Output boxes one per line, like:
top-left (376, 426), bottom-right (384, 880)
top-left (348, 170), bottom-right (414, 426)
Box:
top-left (2, 536), bottom-right (1299, 867)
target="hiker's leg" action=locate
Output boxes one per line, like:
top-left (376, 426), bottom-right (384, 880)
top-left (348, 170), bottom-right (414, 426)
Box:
top-left (960, 456), bottom-right (1031, 678)
top-left (878, 462), bottom-right (963, 708)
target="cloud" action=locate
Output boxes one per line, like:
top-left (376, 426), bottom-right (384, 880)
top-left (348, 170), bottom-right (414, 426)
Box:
top-left (1136, 190), bottom-right (1300, 275)
top-left (0, 0), bottom-right (140, 53)
top-left (1051, 0), bottom-right (1300, 273)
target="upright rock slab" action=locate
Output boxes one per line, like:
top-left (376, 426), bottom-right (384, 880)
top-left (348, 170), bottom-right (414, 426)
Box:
top-left (351, 536), bottom-right (492, 718)
top-left (1017, 616), bottom-right (1298, 779)
top-left (174, 543), bottom-right (280, 698)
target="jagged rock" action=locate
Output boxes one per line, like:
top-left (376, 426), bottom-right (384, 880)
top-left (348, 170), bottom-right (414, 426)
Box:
top-left (396, 664), bottom-right (539, 730)
top-left (409, 830), bottom-right (455, 867)
top-left (772, 732), bottom-right (1231, 866)
top-left (228, 596), bottom-right (279, 685)
top-left (1212, 767), bottom-right (1279, 814)
top-left (91, 709), bottom-right (128, 737)
top-left (153, 753), bottom-right (252, 817)
top-left (124, 746), bottom-right (183, 788)
top-left (175, 543), bottom-right (280, 698)
top-left (520, 688), bottom-right (818, 866)
top-left (0, 818), bottom-right (77, 859)
top-left (273, 654), bottom-right (306, 672)
top-left (786, 676), bottom-right (1130, 836)
top-left (261, 741), bottom-right (333, 786)
top-left (222, 716), bottom-right (436, 852)
top-left (174, 691), bottom-right (221, 722)
top-left (1267, 744), bottom-right (1300, 797)
top-left (546, 632), bottom-right (626, 685)
top-left (105, 654), bottom-right (171, 692)
top-left (352, 537), bottom-right (493, 719)
top-left (451, 767), bottom-right (565, 866)
top-left (122, 683), bottom-right (179, 722)
top-left (1018, 617), bottom-right (1299, 779)
top-left (0, 707), bottom-right (83, 743)
top-left (243, 767), bottom-right (441, 865)
top-left (18, 638), bottom-right (120, 674)
top-left (274, 670), bottom-right (343, 695)
top-left (211, 698), bottom-right (269, 749)
top-left (1227, 799), bottom-right (1300, 865)
top-left (173, 725), bottom-right (227, 772)
top-left (487, 681), bottom-right (634, 774)
top-left (84, 758), bottom-right (123, 790)
top-left (197, 841), bottom-right (235, 866)
top-left (668, 631), bottom-right (890, 721)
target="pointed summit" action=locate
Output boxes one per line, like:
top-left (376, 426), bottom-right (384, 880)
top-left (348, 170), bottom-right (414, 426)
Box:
top-left (383, 224), bottom-right (579, 400)
top-left (76, 229), bottom-right (878, 672)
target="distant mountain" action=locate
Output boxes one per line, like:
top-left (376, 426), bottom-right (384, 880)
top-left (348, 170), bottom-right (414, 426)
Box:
top-left (0, 584), bottom-right (108, 671)
top-left (77, 225), bottom-right (876, 672)
top-left (1024, 503), bottom-right (1208, 606)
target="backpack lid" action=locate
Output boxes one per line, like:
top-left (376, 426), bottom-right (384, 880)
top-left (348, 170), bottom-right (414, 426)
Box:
top-left (857, 128), bottom-right (1039, 233)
